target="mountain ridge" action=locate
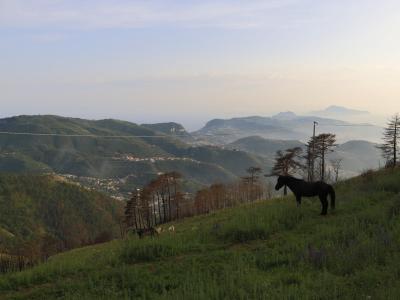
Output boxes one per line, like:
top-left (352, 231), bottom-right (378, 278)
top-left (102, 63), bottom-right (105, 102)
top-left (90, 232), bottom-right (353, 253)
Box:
top-left (0, 115), bottom-right (265, 195)
top-left (193, 113), bottom-right (381, 144)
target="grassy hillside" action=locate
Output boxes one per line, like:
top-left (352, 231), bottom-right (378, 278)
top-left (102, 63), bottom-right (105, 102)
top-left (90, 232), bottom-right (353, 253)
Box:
top-left (0, 115), bottom-right (265, 193)
top-left (0, 174), bottom-right (123, 258)
top-left (1, 168), bottom-right (399, 299)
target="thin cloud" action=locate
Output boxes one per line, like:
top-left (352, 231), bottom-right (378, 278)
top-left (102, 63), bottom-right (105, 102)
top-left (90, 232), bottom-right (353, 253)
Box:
top-left (0, 0), bottom-right (301, 29)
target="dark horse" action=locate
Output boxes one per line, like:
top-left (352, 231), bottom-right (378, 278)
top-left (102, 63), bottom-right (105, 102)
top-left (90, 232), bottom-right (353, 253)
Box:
top-left (275, 176), bottom-right (335, 215)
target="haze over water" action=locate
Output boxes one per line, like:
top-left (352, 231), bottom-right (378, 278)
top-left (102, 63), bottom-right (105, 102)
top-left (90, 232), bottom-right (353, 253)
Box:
top-left (1, 1), bottom-right (399, 129)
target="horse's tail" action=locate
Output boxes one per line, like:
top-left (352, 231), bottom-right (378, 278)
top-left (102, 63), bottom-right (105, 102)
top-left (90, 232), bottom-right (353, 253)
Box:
top-left (328, 185), bottom-right (335, 210)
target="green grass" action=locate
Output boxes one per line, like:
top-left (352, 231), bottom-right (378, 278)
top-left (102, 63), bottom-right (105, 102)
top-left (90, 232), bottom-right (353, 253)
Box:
top-left (1, 168), bottom-right (400, 299)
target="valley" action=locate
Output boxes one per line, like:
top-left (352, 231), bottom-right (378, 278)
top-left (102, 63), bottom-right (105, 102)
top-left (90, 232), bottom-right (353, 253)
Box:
top-left (0, 112), bottom-right (384, 199)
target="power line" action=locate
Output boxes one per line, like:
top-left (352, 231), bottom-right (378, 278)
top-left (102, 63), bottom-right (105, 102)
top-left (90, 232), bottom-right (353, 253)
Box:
top-left (0, 131), bottom-right (188, 138)
top-left (0, 122), bottom-right (377, 138)
top-left (0, 131), bottom-right (227, 138)
top-left (316, 124), bottom-right (375, 127)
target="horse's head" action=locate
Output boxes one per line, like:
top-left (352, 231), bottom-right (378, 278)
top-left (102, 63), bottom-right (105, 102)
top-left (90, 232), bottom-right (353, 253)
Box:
top-left (275, 176), bottom-right (286, 191)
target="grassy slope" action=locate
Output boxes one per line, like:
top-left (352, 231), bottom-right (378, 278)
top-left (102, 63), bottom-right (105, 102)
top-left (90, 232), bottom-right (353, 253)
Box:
top-left (1, 169), bottom-right (400, 299)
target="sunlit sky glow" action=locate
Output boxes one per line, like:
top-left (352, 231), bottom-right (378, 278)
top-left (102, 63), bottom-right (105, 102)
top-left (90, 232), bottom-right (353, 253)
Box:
top-left (1, 0), bottom-right (399, 129)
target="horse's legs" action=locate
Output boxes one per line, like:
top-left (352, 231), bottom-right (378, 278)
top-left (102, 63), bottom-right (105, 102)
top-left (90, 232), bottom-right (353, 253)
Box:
top-left (296, 195), bottom-right (302, 207)
top-left (319, 195), bottom-right (328, 215)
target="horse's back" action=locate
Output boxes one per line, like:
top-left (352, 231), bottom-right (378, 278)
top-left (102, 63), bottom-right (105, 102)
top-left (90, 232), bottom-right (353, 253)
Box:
top-left (298, 181), bottom-right (319, 197)
top-left (299, 181), bottom-right (331, 197)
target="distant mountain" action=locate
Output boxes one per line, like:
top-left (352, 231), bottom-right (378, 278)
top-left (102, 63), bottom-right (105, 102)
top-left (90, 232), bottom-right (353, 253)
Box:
top-left (313, 105), bottom-right (369, 115)
top-left (192, 116), bottom-right (305, 144)
top-left (0, 115), bottom-right (266, 195)
top-left (228, 136), bottom-right (303, 155)
top-left (312, 106), bottom-right (391, 131)
top-left (272, 111), bottom-right (298, 120)
top-left (227, 136), bottom-right (303, 159)
top-left (332, 140), bottom-right (383, 177)
top-left (193, 114), bottom-right (382, 144)
top-left (0, 174), bottom-right (123, 257)
top-left (309, 105), bottom-right (372, 125)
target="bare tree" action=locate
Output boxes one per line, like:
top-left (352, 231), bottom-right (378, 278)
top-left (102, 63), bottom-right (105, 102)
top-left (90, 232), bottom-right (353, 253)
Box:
top-left (242, 167), bottom-right (262, 201)
top-left (124, 190), bottom-right (140, 232)
top-left (131, 172), bottom-right (183, 228)
top-left (194, 189), bottom-right (210, 214)
top-left (193, 176), bottom-right (270, 215)
top-left (313, 134), bottom-right (337, 182)
top-left (246, 167), bottom-right (262, 184)
top-left (377, 113), bottom-right (400, 168)
top-left (304, 140), bottom-right (315, 181)
top-left (167, 171), bottom-right (182, 220)
top-left (330, 158), bottom-right (343, 183)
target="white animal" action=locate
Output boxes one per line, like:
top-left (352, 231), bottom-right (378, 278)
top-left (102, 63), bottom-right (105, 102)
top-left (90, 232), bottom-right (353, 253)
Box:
top-left (168, 225), bottom-right (175, 232)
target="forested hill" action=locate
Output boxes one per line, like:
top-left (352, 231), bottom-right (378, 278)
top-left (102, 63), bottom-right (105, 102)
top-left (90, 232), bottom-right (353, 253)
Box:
top-left (0, 174), bottom-right (123, 259)
top-left (0, 115), bottom-right (264, 194)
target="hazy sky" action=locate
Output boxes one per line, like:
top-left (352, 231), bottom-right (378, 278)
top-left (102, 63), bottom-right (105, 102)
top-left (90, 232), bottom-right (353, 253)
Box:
top-left (1, 0), bottom-right (399, 129)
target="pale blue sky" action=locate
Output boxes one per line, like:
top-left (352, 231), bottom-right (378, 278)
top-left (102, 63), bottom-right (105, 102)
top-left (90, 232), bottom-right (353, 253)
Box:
top-left (1, 0), bottom-right (399, 129)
